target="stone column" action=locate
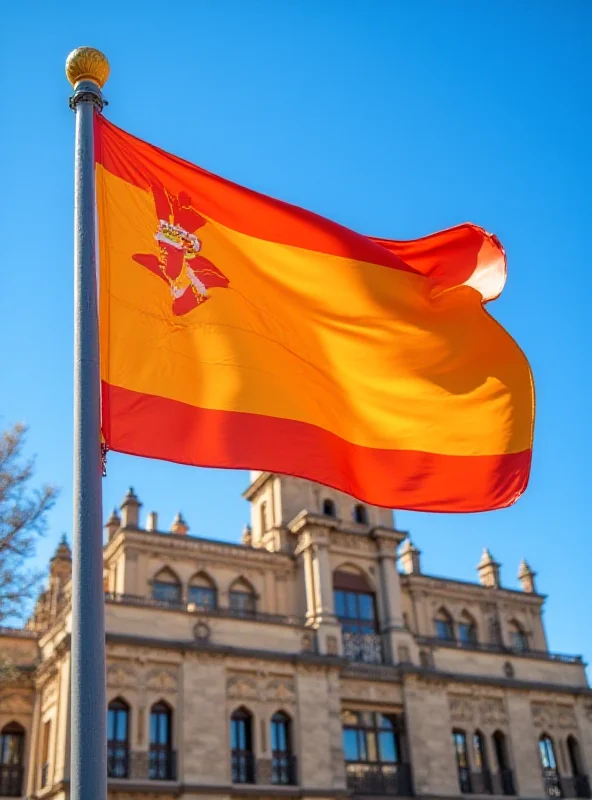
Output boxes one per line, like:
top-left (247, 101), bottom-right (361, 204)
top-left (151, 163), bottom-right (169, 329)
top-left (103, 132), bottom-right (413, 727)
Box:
top-left (311, 531), bottom-right (336, 623)
top-left (372, 528), bottom-right (417, 664)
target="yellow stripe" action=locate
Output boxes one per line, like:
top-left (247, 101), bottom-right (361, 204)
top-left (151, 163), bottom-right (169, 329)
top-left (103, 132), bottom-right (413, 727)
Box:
top-left (97, 166), bottom-right (533, 455)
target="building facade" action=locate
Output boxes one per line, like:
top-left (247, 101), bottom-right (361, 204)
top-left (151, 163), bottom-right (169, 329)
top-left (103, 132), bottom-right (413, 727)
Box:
top-left (0, 472), bottom-right (590, 800)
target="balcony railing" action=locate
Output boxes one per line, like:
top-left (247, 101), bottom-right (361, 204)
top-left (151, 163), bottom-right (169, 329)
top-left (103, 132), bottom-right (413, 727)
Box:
top-left (232, 751), bottom-right (256, 784)
top-left (107, 744), bottom-right (129, 778)
top-left (563, 775), bottom-right (592, 798)
top-left (104, 593), bottom-right (305, 627)
top-left (0, 765), bottom-right (23, 797)
top-left (271, 755), bottom-right (297, 785)
top-left (342, 632), bottom-right (384, 664)
top-left (149, 748), bottom-right (177, 781)
top-left (460, 769), bottom-right (515, 795)
top-left (417, 636), bottom-right (584, 664)
top-left (493, 769), bottom-right (516, 796)
top-left (345, 762), bottom-right (413, 795)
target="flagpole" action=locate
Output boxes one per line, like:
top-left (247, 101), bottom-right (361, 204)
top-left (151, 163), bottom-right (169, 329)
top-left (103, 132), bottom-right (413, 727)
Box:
top-left (66, 47), bottom-right (110, 800)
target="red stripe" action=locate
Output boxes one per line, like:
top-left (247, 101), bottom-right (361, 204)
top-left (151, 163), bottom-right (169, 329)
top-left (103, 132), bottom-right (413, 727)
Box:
top-left (102, 382), bottom-right (531, 513)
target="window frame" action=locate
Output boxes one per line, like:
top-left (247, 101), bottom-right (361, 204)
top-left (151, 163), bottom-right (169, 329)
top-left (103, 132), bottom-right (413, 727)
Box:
top-left (271, 711), bottom-right (294, 785)
top-left (230, 707), bottom-right (254, 784)
top-left (107, 698), bottom-right (130, 779)
top-left (341, 711), bottom-right (401, 766)
top-left (149, 701), bottom-right (174, 780)
top-left (452, 729), bottom-right (472, 794)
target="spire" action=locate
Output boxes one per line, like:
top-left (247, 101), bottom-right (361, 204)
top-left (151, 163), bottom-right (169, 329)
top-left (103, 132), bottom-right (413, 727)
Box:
top-left (518, 559), bottom-right (537, 593)
top-left (120, 487), bottom-right (141, 528)
top-left (242, 523), bottom-right (252, 546)
top-left (51, 534), bottom-right (72, 562)
top-left (105, 507), bottom-right (121, 540)
top-left (399, 538), bottom-right (421, 574)
top-left (477, 547), bottom-right (501, 589)
top-left (170, 512), bottom-right (188, 535)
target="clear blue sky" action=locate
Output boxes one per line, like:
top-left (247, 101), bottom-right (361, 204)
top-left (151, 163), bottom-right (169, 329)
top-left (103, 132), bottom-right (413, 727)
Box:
top-left (1, 2), bottom-right (590, 665)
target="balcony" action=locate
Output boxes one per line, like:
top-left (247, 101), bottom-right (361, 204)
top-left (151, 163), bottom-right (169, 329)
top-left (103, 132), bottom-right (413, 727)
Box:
top-left (345, 762), bottom-right (413, 795)
top-left (0, 765), bottom-right (23, 797)
top-left (271, 755), bottom-right (298, 785)
top-left (417, 636), bottom-right (584, 664)
top-left (462, 769), bottom-right (515, 795)
top-left (149, 748), bottom-right (177, 781)
top-left (232, 751), bottom-right (256, 784)
top-left (342, 632), bottom-right (384, 664)
top-left (542, 773), bottom-right (592, 799)
top-left (107, 744), bottom-right (129, 779)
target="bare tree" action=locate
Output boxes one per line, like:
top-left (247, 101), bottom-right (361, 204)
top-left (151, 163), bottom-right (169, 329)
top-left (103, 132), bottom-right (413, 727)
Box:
top-left (0, 424), bottom-right (58, 624)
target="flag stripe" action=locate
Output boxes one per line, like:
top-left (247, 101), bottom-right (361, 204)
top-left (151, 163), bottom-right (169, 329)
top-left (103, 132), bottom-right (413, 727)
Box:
top-left (102, 381), bottom-right (531, 512)
top-left (94, 114), bottom-right (501, 290)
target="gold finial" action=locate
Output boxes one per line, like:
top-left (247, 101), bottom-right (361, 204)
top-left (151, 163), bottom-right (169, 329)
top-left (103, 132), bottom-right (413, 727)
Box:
top-left (66, 47), bottom-right (110, 88)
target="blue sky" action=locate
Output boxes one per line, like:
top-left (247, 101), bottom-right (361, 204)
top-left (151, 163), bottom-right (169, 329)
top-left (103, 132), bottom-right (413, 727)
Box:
top-left (0, 1), bottom-right (590, 665)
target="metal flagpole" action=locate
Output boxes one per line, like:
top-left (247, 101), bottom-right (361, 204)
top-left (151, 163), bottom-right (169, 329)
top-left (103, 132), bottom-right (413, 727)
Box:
top-left (66, 47), bottom-right (110, 800)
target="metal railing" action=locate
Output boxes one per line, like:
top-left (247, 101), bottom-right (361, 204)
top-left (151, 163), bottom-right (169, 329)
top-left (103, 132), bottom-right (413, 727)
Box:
top-left (232, 751), bottom-right (256, 784)
top-left (271, 755), bottom-right (297, 785)
top-left (342, 632), bottom-right (384, 664)
top-left (104, 592), bottom-right (305, 627)
top-left (107, 744), bottom-right (129, 778)
top-left (417, 636), bottom-right (583, 664)
top-left (551, 774), bottom-right (592, 799)
top-left (0, 765), bottom-right (24, 797)
top-left (345, 762), bottom-right (413, 795)
top-left (149, 747), bottom-right (177, 780)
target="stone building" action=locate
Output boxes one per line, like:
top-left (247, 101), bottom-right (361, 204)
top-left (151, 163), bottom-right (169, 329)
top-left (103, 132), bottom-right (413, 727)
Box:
top-left (0, 473), bottom-right (590, 800)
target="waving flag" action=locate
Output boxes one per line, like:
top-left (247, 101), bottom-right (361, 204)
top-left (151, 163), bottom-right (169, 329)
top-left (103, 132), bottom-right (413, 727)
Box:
top-left (95, 115), bottom-right (534, 512)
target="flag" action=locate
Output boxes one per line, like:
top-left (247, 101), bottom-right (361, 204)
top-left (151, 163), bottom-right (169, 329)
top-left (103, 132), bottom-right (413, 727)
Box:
top-left (95, 115), bottom-right (534, 512)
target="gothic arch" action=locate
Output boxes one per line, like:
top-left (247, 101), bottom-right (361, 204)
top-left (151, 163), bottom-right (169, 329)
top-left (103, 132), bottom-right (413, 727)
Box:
top-left (152, 565), bottom-right (182, 586)
top-left (333, 563), bottom-right (376, 592)
top-left (229, 575), bottom-right (257, 595)
top-left (189, 570), bottom-right (217, 590)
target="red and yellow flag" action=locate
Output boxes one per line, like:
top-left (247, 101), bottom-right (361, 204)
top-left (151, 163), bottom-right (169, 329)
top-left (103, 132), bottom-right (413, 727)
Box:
top-left (95, 116), bottom-right (534, 512)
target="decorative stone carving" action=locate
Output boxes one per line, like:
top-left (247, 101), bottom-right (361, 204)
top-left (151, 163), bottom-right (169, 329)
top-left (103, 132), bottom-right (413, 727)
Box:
top-left (557, 706), bottom-right (577, 728)
top-left (107, 661), bottom-right (137, 689)
top-left (41, 680), bottom-right (58, 710)
top-left (146, 668), bottom-right (178, 693)
top-left (301, 632), bottom-right (315, 652)
top-left (0, 691), bottom-right (34, 713)
top-left (326, 635), bottom-right (338, 655)
top-left (193, 621), bottom-right (211, 642)
top-left (227, 674), bottom-right (259, 700)
top-left (480, 697), bottom-right (508, 726)
top-left (449, 695), bottom-right (475, 723)
top-left (265, 677), bottom-right (296, 704)
top-left (532, 703), bottom-right (555, 729)
top-left (330, 532), bottom-right (374, 553)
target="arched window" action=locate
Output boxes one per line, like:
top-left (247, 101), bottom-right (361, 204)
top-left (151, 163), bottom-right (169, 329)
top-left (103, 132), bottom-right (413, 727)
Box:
top-left (458, 612), bottom-right (478, 647)
top-left (323, 498), bottom-right (336, 517)
top-left (188, 572), bottom-right (217, 610)
top-left (508, 620), bottom-right (528, 652)
top-left (0, 722), bottom-right (25, 797)
top-left (539, 734), bottom-right (562, 797)
top-left (152, 567), bottom-right (182, 604)
top-left (452, 729), bottom-right (472, 794)
top-left (342, 711), bottom-right (401, 768)
top-left (567, 735), bottom-right (583, 777)
top-left (231, 708), bottom-right (254, 784)
top-left (353, 504), bottom-right (368, 524)
top-left (107, 698), bottom-right (129, 778)
top-left (229, 578), bottom-right (257, 617)
top-left (472, 730), bottom-right (491, 794)
top-left (271, 712), bottom-right (295, 785)
top-left (434, 608), bottom-right (455, 642)
top-left (492, 731), bottom-right (514, 795)
top-left (333, 569), bottom-right (380, 663)
top-left (149, 701), bottom-right (174, 780)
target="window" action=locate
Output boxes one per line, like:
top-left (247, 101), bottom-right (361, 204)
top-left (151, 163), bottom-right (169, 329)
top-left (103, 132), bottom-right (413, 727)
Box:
top-left (0, 722), bottom-right (25, 798)
top-left (150, 701), bottom-right (174, 780)
top-left (458, 613), bottom-right (478, 647)
top-left (508, 620), bottom-right (528, 652)
top-left (539, 735), bottom-right (562, 798)
top-left (107, 698), bottom-right (129, 778)
top-left (473, 730), bottom-right (492, 794)
top-left (323, 498), bottom-right (336, 517)
top-left (151, 567), bottom-right (182, 604)
top-left (567, 735), bottom-right (583, 777)
top-left (434, 609), bottom-right (455, 642)
top-left (452, 730), bottom-right (472, 794)
top-left (229, 578), bottom-right (256, 616)
top-left (492, 731), bottom-right (514, 796)
top-left (342, 711), bottom-right (400, 765)
top-left (41, 720), bottom-right (51, 788)
top-left (353, 504), bottom-right (368, 524)
top-left (334, 569), bottom-right (381, 662)
top-left (188, 572), bottom-right (217, 609)
top-left (231, 708), bottom-right (254, 784)
top-left (271, 712), bottom-right (295, 785)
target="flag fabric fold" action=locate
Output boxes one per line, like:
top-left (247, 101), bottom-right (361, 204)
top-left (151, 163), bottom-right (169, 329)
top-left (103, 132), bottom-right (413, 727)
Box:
top-left (95, 114), bottom-right (534, 512)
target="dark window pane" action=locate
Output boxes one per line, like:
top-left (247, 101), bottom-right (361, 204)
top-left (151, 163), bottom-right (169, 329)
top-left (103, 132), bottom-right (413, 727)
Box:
top-left (188, 586), bottom-right (216, 608)
top-left (358, 594), bottom-right (374, 621)
top-left (153, 581), bottom-right (181, 602)
top-left (346, 593), bottom-right (358, 619)
top-left (334, 591), bottom-right (346, 618)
